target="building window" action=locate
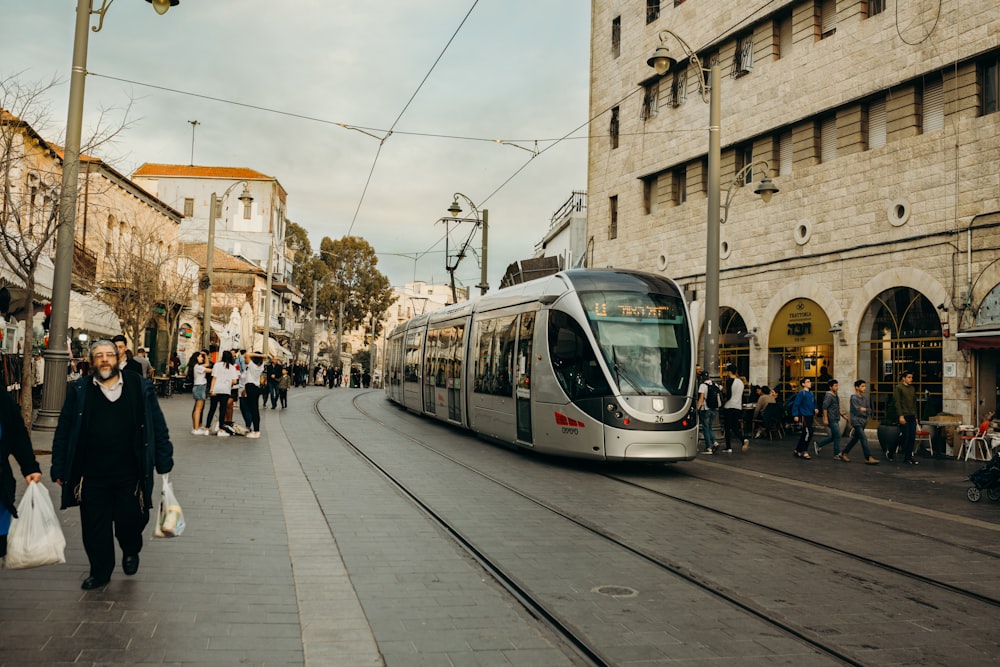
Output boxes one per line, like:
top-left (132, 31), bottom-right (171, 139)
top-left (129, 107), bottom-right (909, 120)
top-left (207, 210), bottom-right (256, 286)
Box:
top-left (611, 16), bottom-right (621, 59)
top-left (646, 0), bottom-right (660, 24)
top-left (643, 176), bottom-right (655, 215)
top-left (777, 12), bottom-right (792, 59)
top-left (867, 98), bottom-right (886, 149)
top-left (820, 0), bottom-right (837, 39)
top-left (673, 166), bottom-right (687, 205)
top-left (980, 56), bottom-right (1000, 115)
top-left (867, 0), bottom-right (886, 17)
top-left (732, 33), bottom-right (754, 78)
top-left (820, 116), bottom-right (837, 162)
top-left (183, 198), bottom-right (194, 217)
top-left (610, 106), bottom-right (620, 149)
top-left (609, 195), bottom-right (618, 240)
top-left (736, 144), bottom-right (754, 184)
top-left (778, 131), bottom-right (792, 176)
top-left (923, 77), bottom-right (945, 133)
top-left (669, 66), bottom-right (687, 107)
top-left (243, 198), bottom-right (252, 220)
top-left (641, 82), bottom-right (658, 121)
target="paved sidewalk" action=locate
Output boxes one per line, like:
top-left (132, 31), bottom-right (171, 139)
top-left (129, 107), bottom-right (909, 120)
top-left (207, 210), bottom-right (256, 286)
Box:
top-left (1, 388), bottom-right (380, 666)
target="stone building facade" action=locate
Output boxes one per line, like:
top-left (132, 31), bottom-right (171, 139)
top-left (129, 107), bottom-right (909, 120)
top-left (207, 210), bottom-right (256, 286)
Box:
top-left (587, 0), bottom-right (1000, 422)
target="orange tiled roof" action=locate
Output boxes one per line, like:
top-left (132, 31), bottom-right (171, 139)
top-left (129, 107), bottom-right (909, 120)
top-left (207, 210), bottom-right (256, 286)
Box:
top-left (133, 163), bottom-right (274, 181)
top-left (179, 243), bottom-right (265, 275)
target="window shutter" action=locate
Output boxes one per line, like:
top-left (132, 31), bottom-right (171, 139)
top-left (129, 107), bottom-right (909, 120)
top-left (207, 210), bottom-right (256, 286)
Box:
top-left (779, 132), bottom-right (792, 176)
top-left (821, 0), bottom-right (837, 37)
top-left (923, 78), bottom-right (944, 132)
top-left (868, 99), bottom-right (886, 149)
top-left (820, 117), bottom-right (837, 162)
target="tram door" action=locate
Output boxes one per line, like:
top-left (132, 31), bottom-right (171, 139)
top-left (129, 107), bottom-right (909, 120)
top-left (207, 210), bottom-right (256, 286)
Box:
top-left (516, 312), bottom-right (535, 443)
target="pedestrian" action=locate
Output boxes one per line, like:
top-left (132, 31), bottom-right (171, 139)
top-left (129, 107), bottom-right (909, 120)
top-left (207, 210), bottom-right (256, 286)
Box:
top-left (843, 379), bottom-right (879, 464)
top-left (205, 350), bottom-right (239, 437)
top-left (696, 370), bottom-right (719, 454)
top-left (789, 377), bottom-right (818, 459)
top-left (187, 351), bottom-right (209, 434)
top-left (894, 369), bottom-right (920, 465)
top-left (241, 352), bottom-right (264, 437)
top-left (721, 364), bottom-right (749, 453)
top-left (1, 388), bottom-right (42, 559)
top-left (50, 339), bottom-right (174, 590)
top-left (278, 367), bottom-right (291, 408)
top-left (265, 357), bottom-right (282, 408)
top-left (751, 385), bottom-right (775, 438)
top-left (134, 347), bottom-right (153, 379)
top-left (111, 335), bottom-right (143, 376)
top-left (814, 379), bottom-right (847, 460)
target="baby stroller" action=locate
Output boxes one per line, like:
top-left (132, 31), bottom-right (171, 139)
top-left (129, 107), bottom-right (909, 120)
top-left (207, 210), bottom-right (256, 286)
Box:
top-left (966, 451), bottom-right (1000, 502)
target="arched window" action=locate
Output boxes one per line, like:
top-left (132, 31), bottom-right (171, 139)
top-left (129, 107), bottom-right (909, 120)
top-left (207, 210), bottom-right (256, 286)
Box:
top-left (857, 287), bottom-right (942, 420)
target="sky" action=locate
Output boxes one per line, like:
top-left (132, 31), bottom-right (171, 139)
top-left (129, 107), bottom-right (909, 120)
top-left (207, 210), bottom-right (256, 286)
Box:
top-left (1, 0), bottom-right (592, 293)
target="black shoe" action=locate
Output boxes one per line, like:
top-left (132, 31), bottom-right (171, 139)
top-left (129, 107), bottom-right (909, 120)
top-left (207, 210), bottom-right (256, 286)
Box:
top-left (81, 576), bottom-right (110, 590)
top-left (122, 554), bottom-right (140, 576)
top-left (905, 458), bottom-right (919, 465)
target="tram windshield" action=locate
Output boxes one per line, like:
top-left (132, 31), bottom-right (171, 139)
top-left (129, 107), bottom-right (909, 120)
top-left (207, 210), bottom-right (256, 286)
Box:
top-left (579, 290), bottom-right (690, 396)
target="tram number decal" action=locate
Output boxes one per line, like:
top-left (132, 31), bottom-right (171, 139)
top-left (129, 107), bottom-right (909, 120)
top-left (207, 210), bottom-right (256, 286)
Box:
top-left (555, 412), bottom-right (585, 435)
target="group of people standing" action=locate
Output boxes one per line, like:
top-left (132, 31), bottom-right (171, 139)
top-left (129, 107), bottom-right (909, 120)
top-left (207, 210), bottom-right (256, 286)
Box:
top-left (698, 365), bottom-right (924, 465)
top-left (187, 349), bottom-right (292, 438)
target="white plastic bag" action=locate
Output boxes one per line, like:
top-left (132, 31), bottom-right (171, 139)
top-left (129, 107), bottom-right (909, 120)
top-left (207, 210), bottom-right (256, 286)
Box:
top-left (4, 482), bottom-right (66, 570)
top-left (153, 474), bottom-right (185, 538)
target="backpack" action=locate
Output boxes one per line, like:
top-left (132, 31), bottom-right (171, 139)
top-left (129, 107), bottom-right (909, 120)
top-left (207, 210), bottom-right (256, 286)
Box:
top-left (705, 382), bottom-right (722, 410)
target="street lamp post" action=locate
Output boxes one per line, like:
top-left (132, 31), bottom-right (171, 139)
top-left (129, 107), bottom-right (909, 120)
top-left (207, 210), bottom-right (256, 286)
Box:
top-left (201, 181), bottom-right (253, 351)
top-left (445, 193), bottom-right (488, 303)
top-left (36, 0), bottom-right (179, 431)
top-left (647, 30), bottom-right (777, 378)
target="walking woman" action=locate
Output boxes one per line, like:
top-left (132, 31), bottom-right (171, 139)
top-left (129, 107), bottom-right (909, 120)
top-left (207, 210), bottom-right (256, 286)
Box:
top-left (241, 352), bottom-right (265, 438)
top-left (188, 351), bottom-right (210, 434)
top-left (205, 350), bottom-right (239, 437)
top-left (1, 388), bottom-right (42, 558)
top-left (789, 377), bottom-right (818, 459)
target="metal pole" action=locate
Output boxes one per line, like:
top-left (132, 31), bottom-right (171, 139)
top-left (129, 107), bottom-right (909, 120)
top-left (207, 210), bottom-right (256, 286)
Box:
top-left (201, 193), bottom-right (217, 350)
top-left (478, 209), bottom-right (489, 295)
top-left (36, 0), bottom-right (92, 431)
top-left (337, 301), bottom-right (343, 383)
top-left (263, 243), bottom-right (272, 357)
top-left (188, 120), bottom-right (199, 166)
top-left (308, 280), bottom-right (317, 370)
top-left (704, 63), bottom-right (722, 378)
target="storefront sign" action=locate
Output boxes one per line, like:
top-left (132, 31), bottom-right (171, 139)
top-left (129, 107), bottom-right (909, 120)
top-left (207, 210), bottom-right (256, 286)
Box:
top-left (769, 299), bottom-right (833, 347)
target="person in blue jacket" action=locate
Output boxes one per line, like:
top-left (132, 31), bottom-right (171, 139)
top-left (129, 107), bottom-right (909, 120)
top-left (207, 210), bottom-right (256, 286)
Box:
top-left (789, 377), bottom-right (819, 459)
top-left (51, 339), bottom-right (173, 590)
top-left (0, 389), bottom-right (42, 558)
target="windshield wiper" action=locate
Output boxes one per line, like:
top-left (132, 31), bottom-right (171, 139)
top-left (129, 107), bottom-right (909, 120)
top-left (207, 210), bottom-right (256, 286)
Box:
top-left (611, 346), bottom-right (646, 395)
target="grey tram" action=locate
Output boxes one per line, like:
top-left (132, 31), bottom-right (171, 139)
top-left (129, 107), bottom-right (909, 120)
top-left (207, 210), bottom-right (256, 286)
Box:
top-left (384, 269), bottom-right (698, 461)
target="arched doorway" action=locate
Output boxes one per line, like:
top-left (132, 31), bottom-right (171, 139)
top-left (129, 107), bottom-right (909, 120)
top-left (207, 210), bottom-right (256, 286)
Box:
top-left (718, 307), bottom-right (750, 380)
top-left (857, 287), bottom-right (942, 421)
top-left (768, 299), bottom-right (834, 403)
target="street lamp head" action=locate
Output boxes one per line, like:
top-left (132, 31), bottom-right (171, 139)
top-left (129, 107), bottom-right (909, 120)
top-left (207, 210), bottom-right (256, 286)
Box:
top-left (146, 0), bottom-right (179, 15)
top-left (238, 183), bottom-right (253, 204)
top-left (447, 198), bottom-right (462, 217)
top-left (753, 176), bottom-right (779, 203)
top-left (647, 44), bottom-right (676, 76)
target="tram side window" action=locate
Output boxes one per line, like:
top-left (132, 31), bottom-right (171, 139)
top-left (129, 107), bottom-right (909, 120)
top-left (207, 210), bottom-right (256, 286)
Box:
top-left (424, 329), bottom-right (440, 386)
top-left (474, 315), bottom-right (516, 396)
top-left (548, 311), bottom-right (610, 399)
top-left (450, 324), bottom-right (465, 385)
top-left (404, 332), bottom-right (421, 382)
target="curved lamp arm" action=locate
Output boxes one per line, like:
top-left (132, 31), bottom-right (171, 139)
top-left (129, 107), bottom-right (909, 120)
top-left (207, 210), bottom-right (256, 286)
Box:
top-left (447, 192), bottom-right (481, 222)
top-left (647, 29), bottom-right (711, 104)
top-left (721, 161), bottom-right (779, 224)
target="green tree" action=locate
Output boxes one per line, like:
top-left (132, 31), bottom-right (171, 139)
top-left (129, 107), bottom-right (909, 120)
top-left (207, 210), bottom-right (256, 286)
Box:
top-left (317, 236), bottom-right (393, 338)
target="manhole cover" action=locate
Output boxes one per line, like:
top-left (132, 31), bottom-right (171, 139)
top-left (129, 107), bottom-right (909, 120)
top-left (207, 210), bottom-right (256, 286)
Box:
top-left (592, 585), bottom-right (638, 598)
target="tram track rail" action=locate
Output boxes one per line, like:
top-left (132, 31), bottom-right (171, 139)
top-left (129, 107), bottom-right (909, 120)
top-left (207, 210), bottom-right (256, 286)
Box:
top-left (330, 391), bottom-right (875, 666)
top-left (602, 471), bottom-right (1000, 608)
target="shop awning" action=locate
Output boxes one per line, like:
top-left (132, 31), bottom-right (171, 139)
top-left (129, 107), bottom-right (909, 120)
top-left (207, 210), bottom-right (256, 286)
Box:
top-left (956, 325), bottom-right (1000, 350)
top-left (68, 291), bottom-right (121, 337)
top-left (253, 333), bottom-right (292, 360)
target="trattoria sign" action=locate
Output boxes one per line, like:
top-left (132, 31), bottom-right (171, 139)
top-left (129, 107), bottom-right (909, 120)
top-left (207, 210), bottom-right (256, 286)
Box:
top-left (769, 299), bottom-right (833, 347)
